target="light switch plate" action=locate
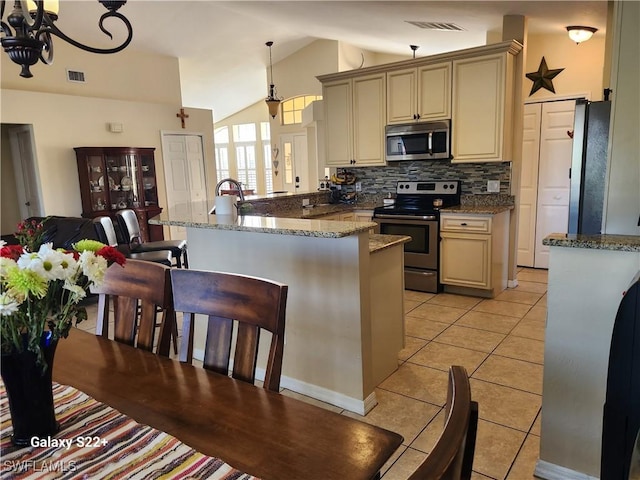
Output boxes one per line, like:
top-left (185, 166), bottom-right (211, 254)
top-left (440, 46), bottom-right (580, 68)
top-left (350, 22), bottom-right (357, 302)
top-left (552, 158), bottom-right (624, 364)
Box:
top-left (302, 198), bottom-right (310, 207)
top-left (487, 180), bottom-right (500, 193)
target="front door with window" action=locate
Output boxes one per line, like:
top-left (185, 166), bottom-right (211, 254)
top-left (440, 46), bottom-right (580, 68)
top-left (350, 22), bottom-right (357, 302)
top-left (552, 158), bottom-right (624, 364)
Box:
top-left (280, 134), bottom-right (309, 193)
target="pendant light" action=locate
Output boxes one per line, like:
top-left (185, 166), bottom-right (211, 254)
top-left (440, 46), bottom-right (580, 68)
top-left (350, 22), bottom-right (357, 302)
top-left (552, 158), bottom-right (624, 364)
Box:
top-left (265, 41), bottom-right (282, 119)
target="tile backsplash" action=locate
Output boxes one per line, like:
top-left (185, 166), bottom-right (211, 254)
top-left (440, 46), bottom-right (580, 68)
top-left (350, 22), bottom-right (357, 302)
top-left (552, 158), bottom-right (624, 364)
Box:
top-left (344, 160), bottom-right (512, 196)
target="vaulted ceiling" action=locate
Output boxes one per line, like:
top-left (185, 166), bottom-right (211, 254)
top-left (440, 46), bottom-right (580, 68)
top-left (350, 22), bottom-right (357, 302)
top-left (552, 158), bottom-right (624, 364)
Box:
top-left (55, 1), bottom-right (608, 121)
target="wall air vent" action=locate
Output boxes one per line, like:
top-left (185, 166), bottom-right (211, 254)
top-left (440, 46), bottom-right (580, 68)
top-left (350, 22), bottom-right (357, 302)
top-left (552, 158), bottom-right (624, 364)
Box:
top-left (66, 69), bottom-right (86, 83)
top-left (405, 21), bottom-right (465, 31)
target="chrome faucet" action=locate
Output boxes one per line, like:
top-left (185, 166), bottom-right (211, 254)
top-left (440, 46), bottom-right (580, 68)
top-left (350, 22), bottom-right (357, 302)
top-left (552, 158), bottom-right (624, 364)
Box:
top-left (215, 178), bottom-right (245, 202)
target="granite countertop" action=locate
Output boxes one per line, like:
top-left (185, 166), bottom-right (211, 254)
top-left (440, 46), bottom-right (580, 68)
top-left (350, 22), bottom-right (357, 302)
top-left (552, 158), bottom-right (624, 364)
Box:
top-left (441, 205), bottom-right (514, 215)
top-left (250, 202), bottom-right (378, 219)
top-left (369, 234), bottom-right (411, 253)
top-left (150, 203), bottom-right (374, 239)
top-left (543, 233), bottom-right (640, 252)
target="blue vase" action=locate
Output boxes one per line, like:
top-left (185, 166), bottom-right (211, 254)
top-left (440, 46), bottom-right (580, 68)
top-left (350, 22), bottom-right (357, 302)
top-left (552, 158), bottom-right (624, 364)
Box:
top-left (1, 334), bottom-right (60, 447)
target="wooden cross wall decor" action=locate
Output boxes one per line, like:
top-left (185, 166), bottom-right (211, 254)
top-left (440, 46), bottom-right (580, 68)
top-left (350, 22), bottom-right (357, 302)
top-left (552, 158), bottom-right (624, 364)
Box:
top-left (176, 108), bottom-right (189, 128)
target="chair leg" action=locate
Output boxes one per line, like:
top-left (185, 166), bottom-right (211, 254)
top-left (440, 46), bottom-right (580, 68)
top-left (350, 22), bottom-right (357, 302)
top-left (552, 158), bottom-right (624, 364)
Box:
top-left (175, 254), bottom-right (182, 269)
top-left (182, 250), bottom-right (188, 269)
top-left (171, 316), bottom-right (178, 354)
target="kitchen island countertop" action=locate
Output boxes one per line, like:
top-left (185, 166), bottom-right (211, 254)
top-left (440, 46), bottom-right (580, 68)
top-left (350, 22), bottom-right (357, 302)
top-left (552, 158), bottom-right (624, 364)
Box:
top-left (543, 233), bottom-right (640, 252)
top-left (150, 203), bottom-right (374, 239)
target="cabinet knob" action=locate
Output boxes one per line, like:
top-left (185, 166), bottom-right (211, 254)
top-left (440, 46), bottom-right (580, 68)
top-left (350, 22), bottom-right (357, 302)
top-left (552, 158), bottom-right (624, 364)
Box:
top-left (460, 223), bottom-right (468, 226)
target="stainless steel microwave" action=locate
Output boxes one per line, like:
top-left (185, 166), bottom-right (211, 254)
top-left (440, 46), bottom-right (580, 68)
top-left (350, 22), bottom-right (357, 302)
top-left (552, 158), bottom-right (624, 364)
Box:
top-left (385, 121), bottom-right (450, 162)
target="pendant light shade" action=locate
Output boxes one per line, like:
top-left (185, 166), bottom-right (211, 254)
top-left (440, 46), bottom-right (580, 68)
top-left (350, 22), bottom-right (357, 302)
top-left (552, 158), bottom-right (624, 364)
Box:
top-left (265, 41), bottom-right (283, 119)
top-left (566, 26), bottom-right (598, 44)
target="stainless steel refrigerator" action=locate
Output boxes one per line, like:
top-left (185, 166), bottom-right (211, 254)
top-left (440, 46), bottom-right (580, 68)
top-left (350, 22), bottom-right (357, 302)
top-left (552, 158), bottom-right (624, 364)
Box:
top-left (568, 99), bottom-right (611, 234)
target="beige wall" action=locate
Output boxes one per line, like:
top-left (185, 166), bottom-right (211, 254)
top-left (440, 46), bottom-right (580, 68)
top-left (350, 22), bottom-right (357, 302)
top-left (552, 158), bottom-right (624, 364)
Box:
top-left (1, 42), bottom-right (214, 235)
top-left (1, 89), bottom-right (214, 221)
top-left (1, 40), bottom-right (182, 105)
top-left (525, 33), bottom-right (606, 101)
top-left (604, 0), bottom-right (640, 235)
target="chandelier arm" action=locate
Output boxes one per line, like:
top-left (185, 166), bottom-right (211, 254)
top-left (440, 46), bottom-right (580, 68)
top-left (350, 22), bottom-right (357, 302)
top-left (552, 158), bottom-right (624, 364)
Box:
top-left (1, 1), bottom-right (5, 22)
top-left (37, 29), bottom-right (52, 64)
top-left (41, 10), bottom-right (132, 54)
top-left (1, 20), bottom-right (11, 36)
top-left (19, 0), bottom-right (43, 29)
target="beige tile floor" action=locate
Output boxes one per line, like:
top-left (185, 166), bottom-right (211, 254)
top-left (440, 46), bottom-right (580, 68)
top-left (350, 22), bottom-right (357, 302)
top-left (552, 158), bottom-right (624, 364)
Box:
top-left (77, 266), bottom-right (547, 480)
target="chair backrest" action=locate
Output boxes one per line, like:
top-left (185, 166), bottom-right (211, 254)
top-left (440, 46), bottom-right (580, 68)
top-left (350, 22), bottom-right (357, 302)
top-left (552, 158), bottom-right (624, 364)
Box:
top-left (408, 366), bottom-right (478, 480)
top-left (170, 268), bottom-right (288, 392)
top-left (116, 209), bottom-right (142, 245)
top-left (90, 259), bottom-right (175, 354)
top-left (93, 216), bottom-right (119, 248)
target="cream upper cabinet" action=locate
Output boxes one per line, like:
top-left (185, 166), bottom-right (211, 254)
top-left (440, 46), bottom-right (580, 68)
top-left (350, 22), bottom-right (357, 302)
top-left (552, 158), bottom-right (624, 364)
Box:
top-left (440, 211), bottom-right (509, 297)
top-left (387, 62), bottom-right (451, 124)
top-left (322, 73), bottom-right (386, 167)
top-left (451, 52), bottom-right (515, 163)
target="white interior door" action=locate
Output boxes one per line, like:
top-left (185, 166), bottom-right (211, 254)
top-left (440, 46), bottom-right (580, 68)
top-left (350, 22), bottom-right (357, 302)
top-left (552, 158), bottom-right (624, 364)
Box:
top-left (533, 100), bottom-right (576, 268)
top-left (161, 133), bottom-right (207, 239)
top-left (8, 125), bottom-right (42, 219)
top-left (281, 134), bottom-right (309, 193)
top-left (517, 104), bottom-right (542, 267)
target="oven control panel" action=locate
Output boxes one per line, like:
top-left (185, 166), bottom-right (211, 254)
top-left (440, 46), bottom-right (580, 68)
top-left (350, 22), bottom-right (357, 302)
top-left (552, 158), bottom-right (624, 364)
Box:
top-left (395, 181), bottom-right (459, 195)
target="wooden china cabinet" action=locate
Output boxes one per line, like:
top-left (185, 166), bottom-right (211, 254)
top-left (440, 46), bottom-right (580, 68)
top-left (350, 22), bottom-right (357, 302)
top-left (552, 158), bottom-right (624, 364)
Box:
top-left (74, 147), bottom-right (164, 242)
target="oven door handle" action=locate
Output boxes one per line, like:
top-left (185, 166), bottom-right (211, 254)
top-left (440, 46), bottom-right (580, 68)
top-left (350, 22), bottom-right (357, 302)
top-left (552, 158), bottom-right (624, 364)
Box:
top-left (374, 214), bottom-right (438, 221)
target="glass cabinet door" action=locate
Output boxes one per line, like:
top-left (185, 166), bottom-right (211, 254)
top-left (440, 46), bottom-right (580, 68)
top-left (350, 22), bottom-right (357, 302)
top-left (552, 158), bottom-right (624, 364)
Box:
top-left (86, 154), bottom-right (108, 213)
top-left (139, 151), bottom-right (158, 208)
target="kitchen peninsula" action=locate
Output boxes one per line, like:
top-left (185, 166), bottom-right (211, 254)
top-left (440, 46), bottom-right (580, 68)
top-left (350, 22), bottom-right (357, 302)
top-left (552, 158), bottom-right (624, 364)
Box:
top-left (151, 203), bottom-right (409, 414)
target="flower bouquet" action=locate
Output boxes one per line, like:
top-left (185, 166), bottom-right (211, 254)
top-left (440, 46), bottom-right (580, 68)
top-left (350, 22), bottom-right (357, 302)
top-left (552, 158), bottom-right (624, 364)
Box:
top-left (0, 218), bottom-right (126, 446)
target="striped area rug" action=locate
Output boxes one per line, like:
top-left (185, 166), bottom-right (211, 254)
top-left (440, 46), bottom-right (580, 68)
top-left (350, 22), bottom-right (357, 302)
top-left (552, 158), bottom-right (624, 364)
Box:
top-left (0, 381), bottom-right (261, 479)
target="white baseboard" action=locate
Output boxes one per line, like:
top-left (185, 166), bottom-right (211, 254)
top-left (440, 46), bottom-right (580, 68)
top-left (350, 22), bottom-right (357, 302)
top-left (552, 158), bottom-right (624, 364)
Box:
top-left (534, 460), bottom-right (599, 480)
top-left (193, 348), bottom-right (376, 415)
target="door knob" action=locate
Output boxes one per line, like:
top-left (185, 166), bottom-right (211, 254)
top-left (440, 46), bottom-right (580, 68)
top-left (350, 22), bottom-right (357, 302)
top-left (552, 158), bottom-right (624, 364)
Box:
top-left (25, 201), bottom-right (31, 206)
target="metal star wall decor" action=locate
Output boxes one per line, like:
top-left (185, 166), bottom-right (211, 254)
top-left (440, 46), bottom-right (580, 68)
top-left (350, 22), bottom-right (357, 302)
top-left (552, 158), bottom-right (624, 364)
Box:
top-left (526, 57), bottom-right (565, 96)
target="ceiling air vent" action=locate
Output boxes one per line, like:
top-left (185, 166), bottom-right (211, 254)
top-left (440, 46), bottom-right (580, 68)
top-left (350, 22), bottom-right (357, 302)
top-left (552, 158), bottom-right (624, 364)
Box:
top-left (405, 21), bottom-right (465, 31)
top-left (66, 69), bottom-right (86, 83)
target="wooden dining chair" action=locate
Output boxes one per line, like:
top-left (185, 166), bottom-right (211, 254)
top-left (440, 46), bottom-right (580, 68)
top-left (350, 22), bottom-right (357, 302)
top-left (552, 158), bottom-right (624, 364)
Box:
top-left (408, 365), bottom-right (479, 480)
top-left (170, 268), bottom-right (288, 392)
top-left (90, 259), bottom-right (177, 356)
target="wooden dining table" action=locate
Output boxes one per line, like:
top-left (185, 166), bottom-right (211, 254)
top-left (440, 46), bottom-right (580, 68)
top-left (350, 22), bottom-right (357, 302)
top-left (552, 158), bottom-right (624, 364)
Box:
top-left (49, 328), bottom-right (403, 480)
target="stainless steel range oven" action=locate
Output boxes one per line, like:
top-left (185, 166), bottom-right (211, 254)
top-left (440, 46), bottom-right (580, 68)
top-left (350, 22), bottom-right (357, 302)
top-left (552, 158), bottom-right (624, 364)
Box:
top-left (373, 180), bottom-right (461, 293)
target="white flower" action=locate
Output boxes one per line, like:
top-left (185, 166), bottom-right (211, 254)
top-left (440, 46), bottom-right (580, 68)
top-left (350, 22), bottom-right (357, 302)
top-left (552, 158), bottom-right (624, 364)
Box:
top-left (0, 257), bottom-right (17, 278)
top-left (63, 282), bottom-right (86, 303)
top-left (17, 250), bottom-right (40, 270)
top-left (57, 251), bottom-right (78, 281)
top-left (34, 243), bottom-right (67, 281)
top-left (0, 292), bottom-right (20, 316)
top-left (78, 250), bottom-right (107, 285)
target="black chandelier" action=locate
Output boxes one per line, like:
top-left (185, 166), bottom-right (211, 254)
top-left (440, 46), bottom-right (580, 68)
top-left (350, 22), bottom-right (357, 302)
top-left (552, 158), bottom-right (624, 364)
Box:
top-left (1, 0), bottom-right (133, 78)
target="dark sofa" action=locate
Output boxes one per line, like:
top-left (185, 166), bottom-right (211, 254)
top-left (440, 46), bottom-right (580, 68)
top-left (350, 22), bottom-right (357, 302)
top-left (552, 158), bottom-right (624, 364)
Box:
top-left (2, 216), bottom-right (100, 250)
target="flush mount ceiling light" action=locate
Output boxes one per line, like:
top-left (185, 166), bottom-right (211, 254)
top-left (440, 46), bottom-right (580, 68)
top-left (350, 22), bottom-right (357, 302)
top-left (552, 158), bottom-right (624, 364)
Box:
top-left (265, 40), bottom-right (283, 119)
top-left (566, 26), bottom-right (598, 44)
top-left (0, 0), bottom-right (133, 78)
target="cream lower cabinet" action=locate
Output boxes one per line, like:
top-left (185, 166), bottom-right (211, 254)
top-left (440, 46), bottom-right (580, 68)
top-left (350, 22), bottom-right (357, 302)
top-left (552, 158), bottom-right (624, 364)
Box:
top-left (321, 74), bottom-right (386, 167)
top-left (386, 62), bottom-right (451, 124)
top-left (440, 211), bottom-right (509, 297)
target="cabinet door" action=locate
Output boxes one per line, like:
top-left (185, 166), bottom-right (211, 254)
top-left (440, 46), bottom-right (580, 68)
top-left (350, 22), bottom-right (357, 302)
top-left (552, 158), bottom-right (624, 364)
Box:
top-left (323, 80), bottom-right (352, 166)
top-left (352, 74), bottom-right (386, 166)
top-left (354, 211), bottom-right (373, 222)
top-left (452, 53), bottom-right (509, 162)
top-left (440, 232), bottom-right (491, 289)
top-left (386, 68), bottom-right (417, 124)
top-left (417, 62), bottom-right (451, 120)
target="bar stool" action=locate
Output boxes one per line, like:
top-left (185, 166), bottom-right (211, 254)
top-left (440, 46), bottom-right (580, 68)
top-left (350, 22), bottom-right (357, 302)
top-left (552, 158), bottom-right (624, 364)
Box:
top-left (116, 209), bottom-right (188, 268)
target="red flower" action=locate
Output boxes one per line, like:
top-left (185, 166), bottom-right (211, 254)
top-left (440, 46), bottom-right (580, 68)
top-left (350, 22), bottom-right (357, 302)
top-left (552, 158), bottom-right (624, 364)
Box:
top-left (96, 246), bottom-right (126, 267)
top-left (1, 244), bottom-right (24, 261)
